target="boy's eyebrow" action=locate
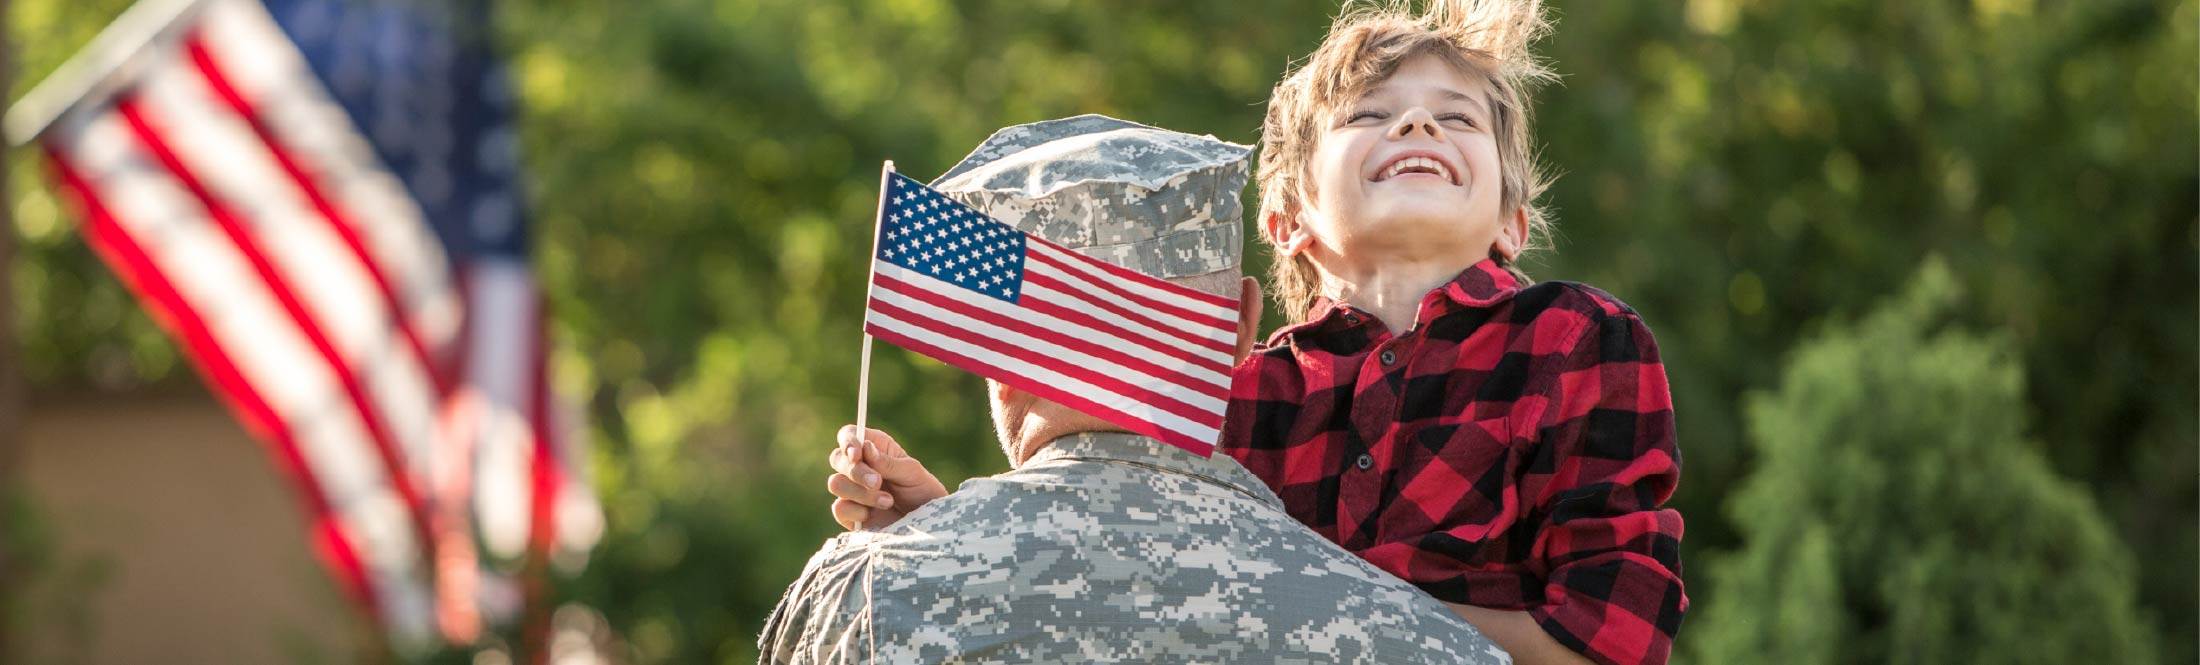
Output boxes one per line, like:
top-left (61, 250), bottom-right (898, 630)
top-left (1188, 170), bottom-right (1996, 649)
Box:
top-left (1355, 85), bottom-right (1486, 110)
top-left (1437, 88), bottom-right (1480, 104)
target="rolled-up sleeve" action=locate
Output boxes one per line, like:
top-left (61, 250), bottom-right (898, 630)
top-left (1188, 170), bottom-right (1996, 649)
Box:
top-left (1523, 311), bottom-right (1687, 665)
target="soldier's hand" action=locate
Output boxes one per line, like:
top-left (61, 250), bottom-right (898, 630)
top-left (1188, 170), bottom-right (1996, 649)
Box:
top-left (827, 425), bottom-right (949, 531)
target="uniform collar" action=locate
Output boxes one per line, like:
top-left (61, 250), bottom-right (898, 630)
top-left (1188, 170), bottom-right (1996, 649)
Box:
top-left (1023, 432), bottom-right (1280, 505)
top-left (1267, 257), bottom-right (1522, 346)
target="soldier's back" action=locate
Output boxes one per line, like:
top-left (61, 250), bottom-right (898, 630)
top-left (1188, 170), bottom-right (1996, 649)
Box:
top-left (758, 433), bottom-right (1510, 664)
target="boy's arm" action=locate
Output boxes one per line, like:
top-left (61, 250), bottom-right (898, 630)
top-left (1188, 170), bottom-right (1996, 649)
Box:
top-left (1519, 309), bottom-right (1688, 665)
top-left (1445, 603), bottom-right (1595, 665)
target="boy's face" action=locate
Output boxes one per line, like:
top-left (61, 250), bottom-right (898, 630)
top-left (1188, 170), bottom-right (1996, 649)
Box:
top-left (1287, 53), bottom-right (1516, 268)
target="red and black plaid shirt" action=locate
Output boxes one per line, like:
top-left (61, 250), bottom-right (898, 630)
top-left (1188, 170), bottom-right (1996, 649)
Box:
top-left (1221, 258), bottom-right (1687, 665)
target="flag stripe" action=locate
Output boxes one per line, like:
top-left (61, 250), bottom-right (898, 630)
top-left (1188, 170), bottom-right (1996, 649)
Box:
top-left (872, 271), bottom-right (1226, 395)
top-left (463, 261), bottom-right (541, 561)
top-left (1021, 271), bottom-right (1234, 357)
top-left (1026, 241), bottom-right (1236, 328)
top-left (867, 269), bottom-right (1226, 428)
top-left (46, 132), bottom-right (435, 643)
top-left (45, 141), bottom-right (382, 610)
top-left (183, 28), bottom-right (450, 395)
top-left (875, 261), bottom-right (1231, 379)
top-left (868, 298), bottom-right (1220, 429)
top-left (135, 52), bottom-right (443, 489)
top-left (111, 92), bottom-right (440, 560)
top-left (864, 315), bottom-right (1218, 452)
top-left (193, 0), bottom-right (461, 355)
top-left (869, 284), bottom-right (1223, 423)
top-left (1026, 236), bottom-right (1238, 310)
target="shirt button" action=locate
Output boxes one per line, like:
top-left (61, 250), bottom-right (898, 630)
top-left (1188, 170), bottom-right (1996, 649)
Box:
top-left (1355, 453), bottom-right (1374, 470)
top-left (1379, 349), bottom-right (1397, 366)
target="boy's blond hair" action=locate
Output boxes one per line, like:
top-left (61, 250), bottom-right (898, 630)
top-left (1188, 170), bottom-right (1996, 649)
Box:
top-left (1257, 0), bottom-right (1557, 322)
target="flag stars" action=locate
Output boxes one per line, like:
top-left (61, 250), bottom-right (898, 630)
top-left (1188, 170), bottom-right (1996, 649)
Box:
top-left (878, 175), bottom-right (1025, 303)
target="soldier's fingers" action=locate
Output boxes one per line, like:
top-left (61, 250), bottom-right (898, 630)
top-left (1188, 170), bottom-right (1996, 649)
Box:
top-left (827, 473), bottom-right (873, 503)
top-left (860, 427), bottom-right (906, 457)
top-left (848, 460), bottom-right (880, 489)
top-left (829, 440), bottom-right (863, 478)
top-left (830, 498), bottom-right (868, 531)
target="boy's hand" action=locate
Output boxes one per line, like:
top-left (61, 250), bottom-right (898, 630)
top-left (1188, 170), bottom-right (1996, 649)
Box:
top-left (826, 425), bottom-right (948, 531)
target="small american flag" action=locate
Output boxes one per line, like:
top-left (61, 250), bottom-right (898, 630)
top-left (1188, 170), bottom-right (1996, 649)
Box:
top-left (864, 171), bottom-right (1237, 455)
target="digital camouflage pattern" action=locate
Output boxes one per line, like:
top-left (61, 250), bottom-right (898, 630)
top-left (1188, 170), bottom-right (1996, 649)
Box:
top-left (757, 432), bottom-right (1511, 664)
top-left (930, 114), bottom-right (1249, 281)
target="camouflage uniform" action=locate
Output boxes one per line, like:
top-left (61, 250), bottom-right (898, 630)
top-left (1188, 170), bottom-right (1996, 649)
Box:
top-left (756, 432), bottom-right (1512, 664)
top-left (759, 116), bottom-right (1506, 663)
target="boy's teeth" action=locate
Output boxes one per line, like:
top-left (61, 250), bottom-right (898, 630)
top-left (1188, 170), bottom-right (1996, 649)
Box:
top-left (1380, 157), bottom-right (1452, 182)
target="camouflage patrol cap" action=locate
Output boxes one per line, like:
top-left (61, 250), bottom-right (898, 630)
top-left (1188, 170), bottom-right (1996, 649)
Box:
top-left (931, 114), bottom-right (1252, 281)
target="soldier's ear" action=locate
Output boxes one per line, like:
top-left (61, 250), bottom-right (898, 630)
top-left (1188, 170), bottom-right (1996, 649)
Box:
top-left (1233, 277), bottom-right (1264, 365)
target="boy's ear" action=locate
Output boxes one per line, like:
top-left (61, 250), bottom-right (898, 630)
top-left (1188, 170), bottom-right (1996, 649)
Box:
top-left (1263, 208), bottom-right (1314, 257)
top-left (1494, 205), bottom-right (1530, 261)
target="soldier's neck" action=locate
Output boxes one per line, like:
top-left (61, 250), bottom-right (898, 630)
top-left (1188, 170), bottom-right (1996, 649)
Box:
top-left (1010, 403), bottom-right (1122, 467)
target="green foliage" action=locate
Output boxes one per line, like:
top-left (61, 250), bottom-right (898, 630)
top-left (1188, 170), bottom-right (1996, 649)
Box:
top-left (9, 0), bottom-right (2195, 662)
top-left (1687, 260), bottom-right (2158, 664)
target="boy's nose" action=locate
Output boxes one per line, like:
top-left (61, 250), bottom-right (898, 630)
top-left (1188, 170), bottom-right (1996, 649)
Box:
top-left (1389, 108), bottom-right (1443, 139)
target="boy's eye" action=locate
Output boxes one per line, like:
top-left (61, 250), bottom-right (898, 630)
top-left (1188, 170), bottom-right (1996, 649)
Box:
top-left (1345, 110), bottom-right (1387, 124)
top-left (1440, 113), bottom-right (1476, 128)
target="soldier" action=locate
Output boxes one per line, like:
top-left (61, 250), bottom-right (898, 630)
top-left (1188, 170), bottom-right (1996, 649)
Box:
top-left (759, 115), bottom-right (1510, 664)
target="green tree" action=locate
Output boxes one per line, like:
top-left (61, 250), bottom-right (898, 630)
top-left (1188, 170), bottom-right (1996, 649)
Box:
top-left (1687, 259), bottom-right (2158, 664)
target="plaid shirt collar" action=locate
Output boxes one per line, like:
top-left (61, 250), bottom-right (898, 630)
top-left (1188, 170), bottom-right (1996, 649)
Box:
top-left (1270, 257), bottom-right (1523, 349)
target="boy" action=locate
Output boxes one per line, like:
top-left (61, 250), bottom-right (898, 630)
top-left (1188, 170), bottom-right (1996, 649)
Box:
top-left (828, 2), bottom-right (1684, 664)
top-left (1229, 2), bottom-right (1685, 664)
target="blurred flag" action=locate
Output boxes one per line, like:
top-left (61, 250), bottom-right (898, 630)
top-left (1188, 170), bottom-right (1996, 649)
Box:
top-left (6, 0), bottom-right (600, 652)
top-left (863, 170), bottom-right (1237, 455)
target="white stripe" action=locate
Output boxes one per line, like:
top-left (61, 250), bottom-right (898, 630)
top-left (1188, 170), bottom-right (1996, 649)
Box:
top-left (1018, 270), bottom-right (1235, 362)
top-left (465, 262), bottom-right (539, 562)
top-left (873, 279), bottom-right (1226, 411)
top-left (868, 311), bottom-right (1221, 444)
top-left (872, 262), bottom-right (1230, 386)
top-left (196, 0), bottom-right (461, 359)
top-left (62, 111), bottom-right (434, 643)
top-left (136, 54), bottom-right (442, 485)
top-left (1027, 241), bottom-right (1238, 322)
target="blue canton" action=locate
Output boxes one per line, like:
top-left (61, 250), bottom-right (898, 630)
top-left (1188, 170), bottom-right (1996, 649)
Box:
top-left (264, 0), bottom-right (527, 262)
top-left (877, 173), bottom-right (1025, 304)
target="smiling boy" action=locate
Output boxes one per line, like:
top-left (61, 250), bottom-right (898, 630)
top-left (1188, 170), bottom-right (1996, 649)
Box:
top-left (1227, 2), bottom-right (1686, 664)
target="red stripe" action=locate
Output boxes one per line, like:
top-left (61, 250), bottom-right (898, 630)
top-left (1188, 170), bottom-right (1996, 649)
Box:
top-left (864, 323), bottom-right (1214, 455)
top-left (866, 298), bottom-right (1222, 430)
top-left (526, 291), bottom-right (564, 555)
top-left (520, 290), bottom-right (561, 665)
top-left (1026, 246), bottom-right (1234, 330)
top-left (1002, 281), bottom-right (1226, 373)
top-left (113, 94), bottom-right (441, 562)
top-left (871, 273), bottom-right (1226, 391)
top-left (1027, 234), bottom-right (1238, 308)
top-left (1021, 269), bottom-right (1234, 356)
top-left (45, 142), bottom-right (384, 622)
top-left (184, 30), bottom-right (452, 396)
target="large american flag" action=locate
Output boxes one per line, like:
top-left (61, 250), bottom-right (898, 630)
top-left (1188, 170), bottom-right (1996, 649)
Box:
top-left (864, 171), bottom-right (1237, 455)
top-left (9, 0), bottom-right (599, 650)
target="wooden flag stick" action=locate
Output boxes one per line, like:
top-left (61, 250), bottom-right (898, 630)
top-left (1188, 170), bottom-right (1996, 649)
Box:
top-left (855, 160), bottom-right (895, 436)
